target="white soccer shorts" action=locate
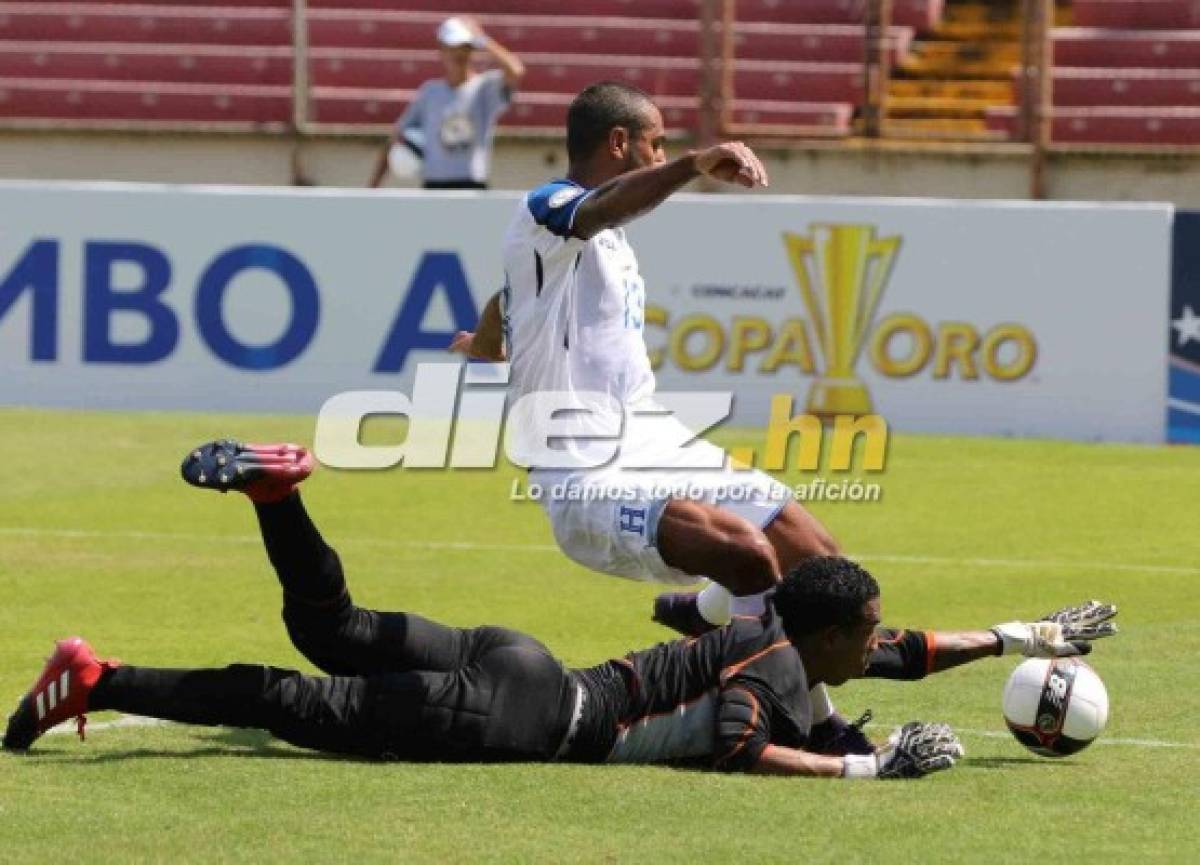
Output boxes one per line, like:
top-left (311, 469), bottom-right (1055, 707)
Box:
top-left (530, 439), bottom-right (792, 585)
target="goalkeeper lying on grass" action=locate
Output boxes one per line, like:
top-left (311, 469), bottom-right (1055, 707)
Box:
top-left (2, 440), bottom-right (1117, 779)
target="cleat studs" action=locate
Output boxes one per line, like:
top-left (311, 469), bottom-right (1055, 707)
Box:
top-left (219, 473), bottom-right (228, 483)
top-left (192, 450), bottom-right (201, 459)
top-left (216, 455), bottom-right (227, 467)
top-left (198, 473), bottom-right (207, 483)
top-left (236, 465), bottom-right (245, 476)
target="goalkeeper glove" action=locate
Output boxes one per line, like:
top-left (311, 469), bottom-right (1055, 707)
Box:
top-left (842, 722), bottom-right (963, 779)
top-left (992, 599), bottom-right (1118, 658)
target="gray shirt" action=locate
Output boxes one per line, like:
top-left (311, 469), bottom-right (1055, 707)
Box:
top-left (397, 69), bottom-right (512, 184)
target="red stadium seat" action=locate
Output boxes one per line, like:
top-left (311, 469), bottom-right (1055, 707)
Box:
top-left (24, 0), bottom-right (942, 29)
top-left (1054, 28), bottom-right (1200, 70)
top-left (0, 4), bottom-right (291, 47)
top-left (0, 42), bottom-right (292, 85)
top-left (987, 104), bottom-right (1200, 144)
top-left (0, 77), bottom-right (290, 123)
top-left (308, 51), bottom-right (862, 104)
top-left (313, 86), bottom-right (852, 133)
top-left (0, 1), bottom-right (879, 134)
top-left (307, 11), bottom-right (912, 65)
top-left (1048, 67), bottom-right (1200, 108)
top-left (306, 0), bottom-right (940, 30)
top-left (1072, 0), bottom-right (1200, 30)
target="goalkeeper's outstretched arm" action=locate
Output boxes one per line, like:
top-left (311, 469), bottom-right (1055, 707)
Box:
top-left (864, 600), bottom-right (1119, 680)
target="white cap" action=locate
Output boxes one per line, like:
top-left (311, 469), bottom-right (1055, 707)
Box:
top-left (437, 17), bottom-right (480, 48)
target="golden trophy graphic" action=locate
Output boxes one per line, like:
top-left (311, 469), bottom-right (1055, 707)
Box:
top-left (782, 224), bottom-right (901, 417)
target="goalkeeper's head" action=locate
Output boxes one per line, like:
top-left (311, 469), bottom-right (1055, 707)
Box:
top-left (772, 556), bottom-right (882, 687)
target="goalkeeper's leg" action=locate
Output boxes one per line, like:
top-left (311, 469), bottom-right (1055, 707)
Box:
top-left (89, 663), bottom-right (391, 757)
top-left (254, 493), bottom-right (474, 677)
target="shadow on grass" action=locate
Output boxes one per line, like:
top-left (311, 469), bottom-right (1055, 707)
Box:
top-left (8, 728), bottom-right (369, 764)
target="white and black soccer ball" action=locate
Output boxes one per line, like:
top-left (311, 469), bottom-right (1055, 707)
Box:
top-left (1002, 657), bottom-right (1109, 757)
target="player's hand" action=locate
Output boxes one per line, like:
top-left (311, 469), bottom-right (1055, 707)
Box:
top-left (1039, 600), bottom-right (1119, 641)
top-left (459, 15), bottom-right (488, 44)
top-left (993, 600), bottom-right (1118, 657)
top-left (843, 722), bottom-right (963, 779)
top-left (693, 142), bottom-right (769, 189)
top-left (449, 330), bottom-right (477, 356)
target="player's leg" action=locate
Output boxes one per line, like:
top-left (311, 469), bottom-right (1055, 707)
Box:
top-left (2, 638), bottom-right (382, 757)
top-left (253, 493), bottom-right (475, 677)
top-left (654, 499), bottom-right (781, 596)
top-left (656, 500), bottom-right (840, 632)
top-left (182, 439), bottom-right (474, 677)
top-left (88, 663), bottom-right (391, 757)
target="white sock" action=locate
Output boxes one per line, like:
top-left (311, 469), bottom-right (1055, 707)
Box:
top-left (809, 683), bottom-right (836, 724)
top-left (696, 581), bottom-right (731, 626)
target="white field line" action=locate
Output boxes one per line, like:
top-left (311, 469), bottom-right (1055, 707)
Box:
top-left (3, 525), bottom-right (1200, 577)
top-left (866, 723), bottom-right (1200, 751)
top-left (46, 715), bottom-right (1200, 751)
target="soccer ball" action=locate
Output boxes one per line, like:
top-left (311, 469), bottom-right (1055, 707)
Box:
top-left (1002, 657), bottom-right (1109, 757)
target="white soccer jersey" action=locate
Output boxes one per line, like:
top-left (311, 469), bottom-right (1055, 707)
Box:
top-left (501, 179), bottom-right (657, 467)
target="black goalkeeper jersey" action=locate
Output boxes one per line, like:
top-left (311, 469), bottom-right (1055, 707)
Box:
top-left (567, 608), bottom-right (811, 772)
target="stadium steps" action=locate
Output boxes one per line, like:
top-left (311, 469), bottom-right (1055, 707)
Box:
top-left (879, 116), bottom-right (998, 139)
top-left (889, 78), bottom-right (1012, 100)
top-left (884, 0), bottom-right (1038, 140)
top-left (886, 95), bottom-right (997, 119)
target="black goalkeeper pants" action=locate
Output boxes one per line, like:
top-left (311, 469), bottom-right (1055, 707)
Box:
top-left (90, 495), bottom-right (578, 761)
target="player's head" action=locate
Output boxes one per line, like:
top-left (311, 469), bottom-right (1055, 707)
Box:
top-left (772, 556), bottom-right (881, 686)
top-left (437, 17), bottom-right (477, 83)
top-left (566, 82), bottom-right (666, 178)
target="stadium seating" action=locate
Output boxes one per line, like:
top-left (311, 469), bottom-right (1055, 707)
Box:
top-left (0, 77), bottom-right (290, 123)
top-left (1055, 28), bottom-right (1200, 69)
top-left (0, 1), bottom-right (898, 137)
top-left (1072, 0), bottom-right (1200, 29)
top-left (24, 0), bottom-right (945, 30)
top-left (1026, 3), bottom-right (1200, 144)
top-left (986, 104), bottom-right (1200, 144)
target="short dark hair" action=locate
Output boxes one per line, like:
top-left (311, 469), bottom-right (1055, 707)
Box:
top-left (771, 556), bottom-right (880, 642)
top-left (566, 81), bottom-right (655, 162)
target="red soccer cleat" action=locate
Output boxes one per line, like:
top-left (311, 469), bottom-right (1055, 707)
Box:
top-left (180, 439), bottom-right (315, 503)
top-left (3, 637), bottom-right (120, 752)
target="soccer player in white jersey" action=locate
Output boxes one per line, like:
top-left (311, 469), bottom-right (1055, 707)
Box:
top-left (452, 82), bottom-right (851, 720)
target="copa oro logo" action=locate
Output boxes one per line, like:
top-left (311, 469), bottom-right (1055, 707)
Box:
top-left (646, 223), bottom-right (1039, 416)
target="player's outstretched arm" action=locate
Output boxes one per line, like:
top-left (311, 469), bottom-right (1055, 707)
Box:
top-left (864, 600), bottom-right (1119, 679)
top-left (448, 291), bottom-right (506, 361)
top-left (572, 142), bottom-right (768, 240)
top-left (753, 722), bottom-right (964, 779)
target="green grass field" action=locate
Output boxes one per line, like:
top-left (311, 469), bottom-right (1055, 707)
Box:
top-left (1, 407), bottom-right (1198, 863)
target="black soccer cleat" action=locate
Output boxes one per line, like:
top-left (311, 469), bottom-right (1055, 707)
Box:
top-left (181, 439), bottom-right (314, 503)
top-left (652, 592), bottom-right (720, 638)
